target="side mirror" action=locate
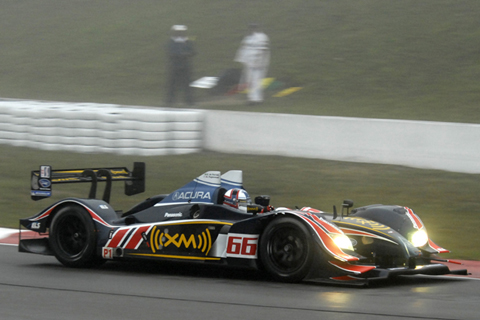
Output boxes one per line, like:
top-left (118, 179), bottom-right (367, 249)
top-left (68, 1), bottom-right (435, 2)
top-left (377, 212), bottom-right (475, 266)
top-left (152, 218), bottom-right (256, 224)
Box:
top-left (343, 199), bottom-right (354, 208)
top-left (342, 199), bottom-right (354, 216)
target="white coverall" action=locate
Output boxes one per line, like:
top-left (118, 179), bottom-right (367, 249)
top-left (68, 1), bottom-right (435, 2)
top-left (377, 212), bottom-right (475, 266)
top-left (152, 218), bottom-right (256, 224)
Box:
top-left (235, 32), bottom-right (270, 102)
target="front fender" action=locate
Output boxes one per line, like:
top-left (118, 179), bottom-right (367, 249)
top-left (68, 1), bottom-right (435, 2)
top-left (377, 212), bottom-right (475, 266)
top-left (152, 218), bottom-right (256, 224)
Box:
top-left (280, 210), bottom-right (360, 263)
top-left (349, 204), bottom-right (449, 254)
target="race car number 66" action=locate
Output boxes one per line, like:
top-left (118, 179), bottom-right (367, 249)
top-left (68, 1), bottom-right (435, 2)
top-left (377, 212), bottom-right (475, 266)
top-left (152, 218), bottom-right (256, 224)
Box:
top-left (226, 234), bottom-right (259, 259)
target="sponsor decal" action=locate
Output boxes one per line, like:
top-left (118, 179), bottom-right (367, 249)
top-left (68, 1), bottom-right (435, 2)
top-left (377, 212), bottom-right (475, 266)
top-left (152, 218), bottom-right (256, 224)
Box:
top-left (226, 234), bottom-right (259, 259)
top-left (203, 172), bottom-right (220, 179)
top-left (31, 190), bottom-right (52, 197)
top-left (31, 222), bottom-right (41, 230)
top-left (99, 205), bottom-right (109, 210)
top-left (110, 169), bottom-right (128, 175)
top-left (340, 227), bottom-right (398, 245)
top-left (102, 247), bottom-right (114, 259)
top-left (38, 179), bottom-right (51, 188)
top-left (343, 217), bottom-right (391, 231)
top-left (149, 226), bottom-right (212, 256)
top-left (164, 212), bottom-right (183, 218)
top-left (172, 191), bottom-right (211, 201)
top-left (52, 177), bottom-right (81, 183)
top-left (40, 166), bottom-right (51, 179)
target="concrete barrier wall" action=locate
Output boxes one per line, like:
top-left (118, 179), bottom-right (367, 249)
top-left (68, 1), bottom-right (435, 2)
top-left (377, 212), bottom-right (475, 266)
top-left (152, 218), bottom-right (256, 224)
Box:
top-left (0, 100), bottom-right (204, 156)
top-left (1, 100), bottom-right (479, 174)
top-left (204, 111), bottom-right (480, 174)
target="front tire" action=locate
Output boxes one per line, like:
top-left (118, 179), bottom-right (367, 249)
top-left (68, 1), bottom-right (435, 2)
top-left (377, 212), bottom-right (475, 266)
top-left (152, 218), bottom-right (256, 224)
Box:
top-left (49, 205), bottom-right (99, 268)
top-left (259, 217), bottom-right (313, 282)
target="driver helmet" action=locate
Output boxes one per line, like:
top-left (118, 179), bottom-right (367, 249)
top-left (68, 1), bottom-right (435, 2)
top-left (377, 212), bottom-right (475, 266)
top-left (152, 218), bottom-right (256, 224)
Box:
top-left (223, 188), bottom-right (251, 212)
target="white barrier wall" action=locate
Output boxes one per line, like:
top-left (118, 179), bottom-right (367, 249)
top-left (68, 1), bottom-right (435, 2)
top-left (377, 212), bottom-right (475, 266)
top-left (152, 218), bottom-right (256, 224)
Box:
top-left (204, 111), bottom-right (480, 174)
top-left (1, 100), bottom-right (479, 174)
top-left (0, 100), bottom-right (204, 156)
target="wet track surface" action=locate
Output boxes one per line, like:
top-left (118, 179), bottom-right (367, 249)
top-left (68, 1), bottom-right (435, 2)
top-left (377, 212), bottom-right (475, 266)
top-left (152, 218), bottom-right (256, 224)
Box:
top-left (1, 244), bottom-right (480, 320)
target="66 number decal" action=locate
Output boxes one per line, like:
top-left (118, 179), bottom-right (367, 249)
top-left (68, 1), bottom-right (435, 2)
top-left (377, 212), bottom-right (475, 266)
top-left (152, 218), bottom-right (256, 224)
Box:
top-left (226, 233), bottom-right (259, 259)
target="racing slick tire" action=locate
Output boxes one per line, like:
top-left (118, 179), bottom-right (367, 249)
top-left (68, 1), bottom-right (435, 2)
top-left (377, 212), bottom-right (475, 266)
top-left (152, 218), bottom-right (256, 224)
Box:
top-left (259, 217), bottom-right (313, 282)
top-left (49, 205), bottom-right (101, 268)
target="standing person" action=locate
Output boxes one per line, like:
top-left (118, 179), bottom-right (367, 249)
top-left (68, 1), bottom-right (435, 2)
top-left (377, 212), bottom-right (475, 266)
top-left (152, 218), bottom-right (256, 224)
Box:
top-left (234, 23), bottom-right (270, 104)
top-left (166, 25), bottom-right (196, 107)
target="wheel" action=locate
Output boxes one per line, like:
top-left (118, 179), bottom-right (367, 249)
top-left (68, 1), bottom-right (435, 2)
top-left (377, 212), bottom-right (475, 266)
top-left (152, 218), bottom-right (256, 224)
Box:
top-left (259, 217), bottom-right (313, 282)
top-left (49, 205), bottom-right (99, 268)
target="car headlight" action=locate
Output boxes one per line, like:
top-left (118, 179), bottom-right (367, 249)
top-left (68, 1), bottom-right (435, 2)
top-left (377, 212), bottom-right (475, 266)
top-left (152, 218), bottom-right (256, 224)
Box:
top-left (410, 229), bottom-right (428, 247)
top-left (332, 234), bottom-right (354, 251)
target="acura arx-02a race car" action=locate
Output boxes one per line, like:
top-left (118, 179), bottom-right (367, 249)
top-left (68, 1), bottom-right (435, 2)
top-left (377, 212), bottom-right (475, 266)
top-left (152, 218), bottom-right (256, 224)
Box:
top-left (19, 162), bottom-right (467, 284)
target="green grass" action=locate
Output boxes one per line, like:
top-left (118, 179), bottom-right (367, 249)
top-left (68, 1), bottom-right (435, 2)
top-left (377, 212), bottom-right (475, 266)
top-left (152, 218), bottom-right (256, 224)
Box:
top-left (1, 1), bottom-right (480, 122)
top-left (2, 145), bottom-right (479, 260)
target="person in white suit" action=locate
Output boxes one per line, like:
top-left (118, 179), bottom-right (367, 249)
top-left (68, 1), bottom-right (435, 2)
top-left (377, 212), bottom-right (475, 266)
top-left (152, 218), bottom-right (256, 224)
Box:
top-left (235, 23), bottom-right (270, 104)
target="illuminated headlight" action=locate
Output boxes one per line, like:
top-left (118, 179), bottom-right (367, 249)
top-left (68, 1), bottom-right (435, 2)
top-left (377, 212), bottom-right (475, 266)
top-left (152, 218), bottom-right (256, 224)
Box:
top-left (410, 229), bottom-right (428, 247)
top-left (332, 234), bottom-right (354, 251)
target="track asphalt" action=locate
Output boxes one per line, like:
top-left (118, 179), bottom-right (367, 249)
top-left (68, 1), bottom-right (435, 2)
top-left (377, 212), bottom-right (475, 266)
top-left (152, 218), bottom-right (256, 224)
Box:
top-left (2, 227), bottom-right (479, 278)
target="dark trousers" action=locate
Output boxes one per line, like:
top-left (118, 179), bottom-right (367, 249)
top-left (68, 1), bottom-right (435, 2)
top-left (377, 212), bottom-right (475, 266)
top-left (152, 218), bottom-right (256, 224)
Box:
top-left (166, 68), bottom-right (194, 106)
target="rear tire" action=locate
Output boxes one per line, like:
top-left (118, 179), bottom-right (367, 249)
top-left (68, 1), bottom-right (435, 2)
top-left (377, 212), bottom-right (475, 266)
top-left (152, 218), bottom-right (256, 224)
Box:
top-left (49, 205), bottom-right (99, 268)
top-left (259, 217), bottom-right (313, 282)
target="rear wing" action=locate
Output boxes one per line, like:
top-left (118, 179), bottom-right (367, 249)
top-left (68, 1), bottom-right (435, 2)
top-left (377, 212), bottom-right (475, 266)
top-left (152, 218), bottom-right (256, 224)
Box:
top-left (30, 162), bottom-right (145, 203)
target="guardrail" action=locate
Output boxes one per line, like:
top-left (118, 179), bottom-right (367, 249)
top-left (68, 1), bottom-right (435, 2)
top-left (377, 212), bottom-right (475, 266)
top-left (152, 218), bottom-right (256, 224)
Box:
top-left (0, 100), bottom-right (204, 156)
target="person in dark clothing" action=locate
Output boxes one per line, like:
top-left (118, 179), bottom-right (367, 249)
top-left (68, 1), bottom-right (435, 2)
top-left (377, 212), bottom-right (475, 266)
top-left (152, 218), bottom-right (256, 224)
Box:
top-left (166, 25), bottom-right (196, 107)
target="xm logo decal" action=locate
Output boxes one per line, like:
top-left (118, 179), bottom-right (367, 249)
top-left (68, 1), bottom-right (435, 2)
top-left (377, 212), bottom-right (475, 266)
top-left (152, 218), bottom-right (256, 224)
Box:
top-left (149, 226), bottom-right (212, 256)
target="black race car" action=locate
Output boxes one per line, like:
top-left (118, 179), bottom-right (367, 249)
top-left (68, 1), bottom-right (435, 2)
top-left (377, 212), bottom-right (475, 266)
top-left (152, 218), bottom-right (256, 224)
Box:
top-left (20, 162), bottom-right (467, 284)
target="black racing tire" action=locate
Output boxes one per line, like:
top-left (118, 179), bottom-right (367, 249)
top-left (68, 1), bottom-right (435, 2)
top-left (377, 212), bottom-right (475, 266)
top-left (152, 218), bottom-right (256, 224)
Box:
top-left (259, 217), bottom-right (313, 283)
top-left (49, 205), bottom-right (99, 268)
